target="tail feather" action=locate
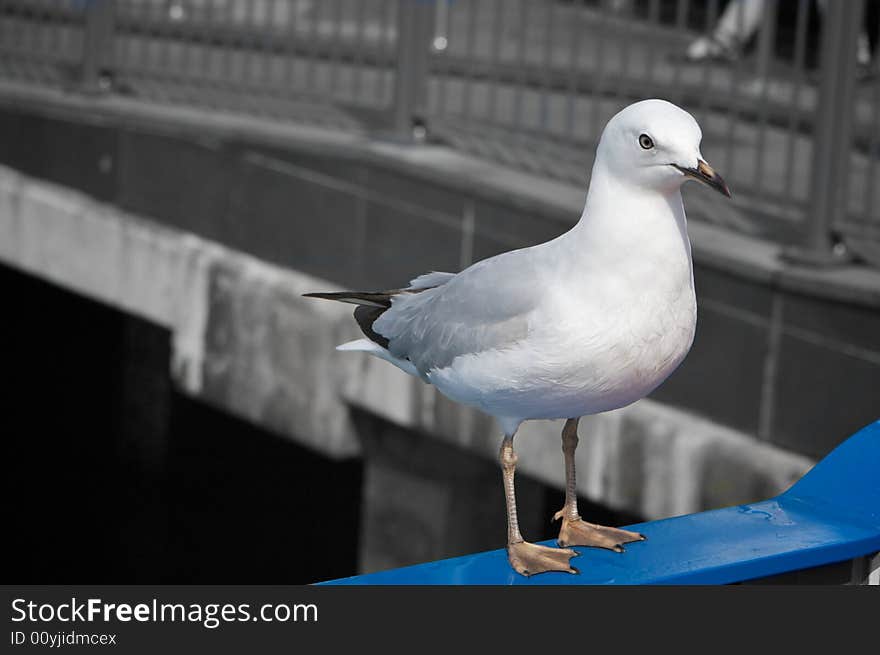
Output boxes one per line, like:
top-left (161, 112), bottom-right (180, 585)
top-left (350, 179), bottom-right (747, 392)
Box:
top-left (302, 291), bottom-right (395, 308)
top-left (336, 338), bottom-right (420, 378)
top-left (304, 290), bottom-right (395, 347)
top-left (304, 279), bottom-right (449, 355)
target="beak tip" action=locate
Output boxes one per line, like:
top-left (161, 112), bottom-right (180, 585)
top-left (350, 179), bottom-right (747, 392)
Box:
top-left (695, 160), bottom-right (730, 199)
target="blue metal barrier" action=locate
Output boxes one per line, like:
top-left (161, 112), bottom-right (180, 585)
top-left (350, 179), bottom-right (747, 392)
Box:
top-left (322, 420), bottom-right (880, 585)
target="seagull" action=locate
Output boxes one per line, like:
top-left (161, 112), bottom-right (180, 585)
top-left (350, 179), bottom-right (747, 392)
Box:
top-left (306, 99), bottom-right (730, 576)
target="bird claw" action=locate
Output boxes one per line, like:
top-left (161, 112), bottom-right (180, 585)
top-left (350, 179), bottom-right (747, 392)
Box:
top-left (555, 515), bottom-right (646, 552)
top-left (507, 541), bottom-right (579, 577)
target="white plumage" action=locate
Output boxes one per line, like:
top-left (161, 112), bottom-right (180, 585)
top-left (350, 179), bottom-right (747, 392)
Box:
top-left (311, 99), bottom-right (730, 576)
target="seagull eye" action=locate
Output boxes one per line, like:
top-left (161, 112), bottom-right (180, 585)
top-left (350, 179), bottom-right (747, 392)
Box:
top-left (639, 134), bottom-right (654, 150)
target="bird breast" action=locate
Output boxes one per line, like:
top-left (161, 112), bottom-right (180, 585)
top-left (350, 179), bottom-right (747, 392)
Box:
top-left (425, 225), bottom-right (698, 421)
top-left (554, 263), bottom-right (697, 411)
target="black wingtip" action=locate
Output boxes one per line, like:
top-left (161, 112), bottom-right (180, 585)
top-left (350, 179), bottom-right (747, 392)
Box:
top-left (302, 291), bottom-right (393, 308)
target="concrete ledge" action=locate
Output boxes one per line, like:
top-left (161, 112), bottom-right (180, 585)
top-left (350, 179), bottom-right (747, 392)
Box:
top-left (1, 80), bottom-right (878, 308)
top-left (0, 164), bottom-right (362, 457)
top-left (0, 164), bottom-right (814, 520)
top-left (1, 81), bottom-right (879, 457)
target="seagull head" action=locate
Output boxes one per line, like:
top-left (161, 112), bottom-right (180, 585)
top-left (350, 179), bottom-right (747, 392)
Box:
top-left (596, 99), bottom-right (731, 198)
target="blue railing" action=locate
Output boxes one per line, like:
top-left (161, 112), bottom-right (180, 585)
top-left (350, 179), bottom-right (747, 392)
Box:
top-left (322, 420), bottom-right (880, 584)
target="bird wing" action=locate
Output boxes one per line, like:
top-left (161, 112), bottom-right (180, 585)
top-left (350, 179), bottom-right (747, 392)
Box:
top-left (373, 248), bottom-right (545, 374)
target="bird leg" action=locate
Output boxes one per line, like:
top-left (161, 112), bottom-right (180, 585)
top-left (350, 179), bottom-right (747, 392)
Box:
top-left (500, 435), bottom-right (578, 576)
top-left (553, 418), bottom-right (646, 552)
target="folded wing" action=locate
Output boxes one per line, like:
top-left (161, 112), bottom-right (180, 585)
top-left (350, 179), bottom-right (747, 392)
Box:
top-left (374, 250), bottom-right (544, 375)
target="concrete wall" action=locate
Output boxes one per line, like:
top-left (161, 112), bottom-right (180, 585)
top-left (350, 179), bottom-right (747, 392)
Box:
top-left (0, 162), bottom-right (820, 572)
top-left (0, 85), bottom-right (877, 457)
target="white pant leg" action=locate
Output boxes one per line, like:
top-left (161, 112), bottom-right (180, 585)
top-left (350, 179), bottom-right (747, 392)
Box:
top-left (713, 0), bottom-right (768, 48)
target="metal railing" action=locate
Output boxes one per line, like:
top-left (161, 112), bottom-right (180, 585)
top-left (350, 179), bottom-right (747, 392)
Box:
top-left (0, 0), bottom-right (877, 265)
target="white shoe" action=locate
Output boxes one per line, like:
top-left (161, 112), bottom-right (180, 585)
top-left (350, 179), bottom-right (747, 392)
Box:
top-left (685, 36), bottom-right (738, 63)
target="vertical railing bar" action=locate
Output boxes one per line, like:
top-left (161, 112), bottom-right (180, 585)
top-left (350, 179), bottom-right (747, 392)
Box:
top-left (539, 2), bottom-right (555, 131)
top-left (752, 0), bottom-right (778, 194)
top-left (44, 0), bottom-right (54, 65)
top-left (23, 0), bottom-right (35, 66)
top-left (181, 0), bottom-right (197, 96)
top-left (32, 0), bottom-right (44, 66)
top-left (25, 1), bottom-right (35, 67)
top-left (221, 0), bottom-right (233, 91)
top-left (42, 0), bottom-right (53, 66)
top-left (200, 0), bottom-right (212, 91)
top-left (138, 0), bottom-right (150, 79)
top-left (58, 0), bottom-right (70, 68)
top-left (798, 0), bottom-right (863, 260)
top-left (256, 0), bottom-right (269, 96)
top-left (117, 1), bottom-right (130, 82)
top-left (36, 1), bottom-right (47, 67)
top-left (262, 0), bottom-right (276, 96)
top-left (588, 7), bottom-right (610, 140)
top-left (487, 0), bottom-right (503, 123)
top-left (183, 0), bottom-right (198, 84)
top-left (862, 11), bottom-right (880, 221)
top-left (0, 0), bottom-right (6, 63)
top-left (563, 0), bottom-right (582, 138)
top-left (11, 1), bottom-right (24, 71)
top-left (284, 0), bottom-right (299, 96)
top-left (54, 1), bottom-right (63, 65)
top-left (2, 2), bottom-right (13, 65)
top-left (266, 0), bottom-right (281, 98)
top-left (200, 0), bottom-right (214, 86)
top-left (154, 0), bottom-right (165, 80)
top-left (696, 0), bottom-right (720, 124)
top-left (461, 0), bottom-right (478, 122)
top-left (38, 0), bottom-right (48, 65)
top-left (306, 0), bottom-right (319, 91)
top-left (391, 0), bottom-right (433, 138)
top-left (25, 2), bottom-right (36, 69)
top-left (49, 0), bottom-right (67, 63)
top-left (644, 0), bottom-right (661, 101)
top-left (722, 0), bottom-right (747, 180)
top-left (13, 1), bottom-right (25, 67)
top-left (29, 0), bottom-right (39, 67)
top-left (329, 0), bottom-right (343, 97)
top-left (276, 0), bottom-right (287, 97)
top-left (56, 1), bottom-right (67, 65)
top-left (62, 0), bottom-right (72, 65)
top-left (74, 0), bottom-right (84, 66)
top-left (782, 0), bottom-right (810, 205)
top-left (352, 0), bottom-right (367, 103)
top-left (381, 0), bottom-right (393, 106)
top-left (27, 3), bottom-right (39, 70)
top-left (863, 90), bottom-right (880, 222)
top-left (486, 0), bottom-right (504, 121)
top-left (670, 0), bottom-right (691, 105)
top-left (238, 0), bottom-right (252, 101)
top-left (614, 1), bottom-right (633, 104)
top-left (512, 0), bottom-right (528, 128)
top-left (158, 0), bottom-right (173, 84)
top-left (435, 0), bottom-right (448, 117)
top-left (81, 0), bottom-right (114, 93)
top-left (0, 1), bottom-right (9, 64)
